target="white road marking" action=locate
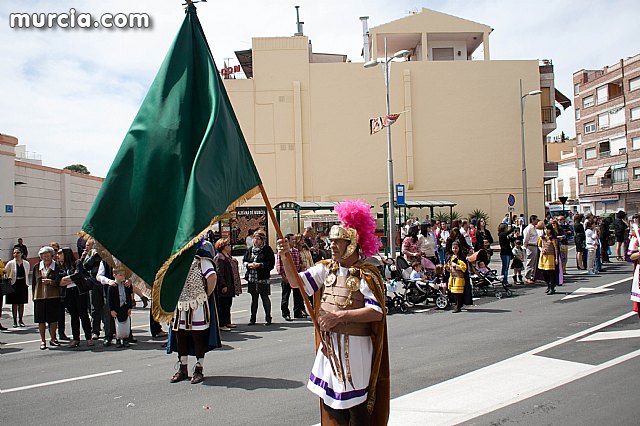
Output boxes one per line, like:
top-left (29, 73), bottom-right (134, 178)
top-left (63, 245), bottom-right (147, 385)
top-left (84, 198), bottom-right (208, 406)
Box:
top-left (0, 370), bottom-right (123, 394)
top-left (388, 311), bottom-right (637, 425)
top-left (232, 309), bottom-right (248, 314)
top-left (578, 329), bottom-right (640, 342)
top-left (562, 277), bottom-right (632, 300)
top-left (3, 339), bottom-right (42, 346)
top-left (412, 308), bottom-right (433, 313)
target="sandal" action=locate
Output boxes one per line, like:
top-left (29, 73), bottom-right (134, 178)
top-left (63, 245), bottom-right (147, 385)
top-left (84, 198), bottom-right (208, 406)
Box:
top-left (49, 339), bottom-right (60, 347)
top-left (40, 343), bottom-right (47, 350)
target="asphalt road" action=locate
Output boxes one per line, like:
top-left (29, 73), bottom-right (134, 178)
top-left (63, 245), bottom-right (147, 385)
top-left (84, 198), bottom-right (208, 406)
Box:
top-left (1, 258), bottom-right (638, 426)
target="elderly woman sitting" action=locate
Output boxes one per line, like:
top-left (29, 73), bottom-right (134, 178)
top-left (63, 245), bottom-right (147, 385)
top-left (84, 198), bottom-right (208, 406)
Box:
top-left (32, 246), bottom-right (66, 350)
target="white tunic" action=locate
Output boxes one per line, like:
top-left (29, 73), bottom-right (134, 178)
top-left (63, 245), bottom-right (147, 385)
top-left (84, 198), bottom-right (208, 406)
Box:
top-left (177, 258), bottom-right (216, 331)
top-left (629, 233), bottom-right (640, 303)
top-left (300, 262), bottom-right (383, 410)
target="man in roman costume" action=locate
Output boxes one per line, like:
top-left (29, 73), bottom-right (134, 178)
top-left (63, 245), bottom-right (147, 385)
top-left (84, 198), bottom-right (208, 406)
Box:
top-left (277, 200), bottom-right (390, 425)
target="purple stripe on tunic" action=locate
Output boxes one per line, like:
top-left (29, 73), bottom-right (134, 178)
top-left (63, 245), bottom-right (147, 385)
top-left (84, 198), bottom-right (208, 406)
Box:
top-left (632, 291), bottom-right (640, 298)
top-left (203, 268), bottom-right (215, 277)
top-left (179, 320), bottom-right (208, 326)
top-left (309, 373), bottom-right (368, 401)
top-left (364, 298), bottom-right (381, 308)
top-left (303, 270), bottom-right (319, 292)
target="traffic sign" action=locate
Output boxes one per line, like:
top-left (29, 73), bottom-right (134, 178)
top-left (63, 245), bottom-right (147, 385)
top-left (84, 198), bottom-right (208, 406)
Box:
top-left (508, 206), bottom-right (515, 212)
top-left (396, 184), bottom-right (405, 206)
top-left (507, 194), bottom-right (516, 206)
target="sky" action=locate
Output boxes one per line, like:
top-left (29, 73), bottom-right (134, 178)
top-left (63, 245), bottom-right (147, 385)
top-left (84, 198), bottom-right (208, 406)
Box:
top-left (1, 0), bottom-right (638, 177)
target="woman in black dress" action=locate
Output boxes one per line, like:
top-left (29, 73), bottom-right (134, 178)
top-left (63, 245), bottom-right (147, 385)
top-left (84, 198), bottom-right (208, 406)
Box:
top-left (243, 230), bottom-right (275, 325)
top-left (573, 214), bottom-right (586, 270)
top-left (5, 247), bottom-right (31, 327)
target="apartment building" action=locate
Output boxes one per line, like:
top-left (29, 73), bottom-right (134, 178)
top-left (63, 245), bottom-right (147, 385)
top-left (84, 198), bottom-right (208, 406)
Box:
top-left (574, 54), bottom-right (640, 214)
top-left (544, 136), bottom-right (579, 213)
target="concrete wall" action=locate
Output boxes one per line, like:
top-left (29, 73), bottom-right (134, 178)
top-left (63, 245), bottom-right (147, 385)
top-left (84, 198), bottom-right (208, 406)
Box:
top-left (0, 138), bottom-right (103, 262)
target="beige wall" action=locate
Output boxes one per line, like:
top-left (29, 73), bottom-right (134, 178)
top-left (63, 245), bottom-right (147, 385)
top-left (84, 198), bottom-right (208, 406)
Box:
top-left (0, 140), bottom-right (103, 262)
top-left (225, 36), bottom-right (545, 239)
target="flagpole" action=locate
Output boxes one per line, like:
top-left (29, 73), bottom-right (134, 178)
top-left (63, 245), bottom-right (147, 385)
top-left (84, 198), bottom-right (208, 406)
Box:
top-left (258, 184), bottom-right (322, 335)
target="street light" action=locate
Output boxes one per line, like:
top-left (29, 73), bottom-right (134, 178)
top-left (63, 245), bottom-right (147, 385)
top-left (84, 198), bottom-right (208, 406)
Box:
top-left (364, 37), bottom-right (409, 257)
top-left (519, 78), bottom-right (541, 222)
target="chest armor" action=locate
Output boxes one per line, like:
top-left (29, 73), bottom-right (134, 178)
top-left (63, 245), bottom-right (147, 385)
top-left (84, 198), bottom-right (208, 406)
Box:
top-left (176, 260), bottom-right (207, 312)
top-left (541, 239), bottom-right (555, 256)
top-left (320, 267), bottom-right (370, 336)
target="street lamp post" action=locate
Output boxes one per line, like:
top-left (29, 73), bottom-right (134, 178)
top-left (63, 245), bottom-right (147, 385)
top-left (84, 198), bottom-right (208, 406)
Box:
top-left (519, 79), bottom-right (542, 221)
top-left (364, 38), bottom-right (409, 258)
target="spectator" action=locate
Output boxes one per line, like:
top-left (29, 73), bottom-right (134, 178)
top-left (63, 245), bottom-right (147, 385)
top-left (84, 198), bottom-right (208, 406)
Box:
top-left (276, 234), bottom-right (304, 322)
top-left (522, 215), bottom-right (540, 284)
top-left (475, 219), bottom-right (494, 251)
top-left (418, 222), bottom-right (438, 266)
top-left (303, 227), bottom-right (323, 263)
top-left (556, 216), bottom-right (571, 274)
top-left (614, 211), bottom-right (629, 261)
top-left (32, 246), bottom-right (64, 350)
top-left (108, 267), bottom-right (133, 348)
top-left (402, 225), bottom-right (421, 264)
top-left (0, 256), bottom-right (6, 330)
top-left (243, 230), bottom-right (275, 326)
top-left (97, 260), bottom-right (118, 346)
top-left (76, 236), bottom-right (86, 259)
top-left (214, 238), bottom-right (236, 330)
top-left (52, 243), bottom-right (70, 341)
top-left (78, 238), bottom-right (104, 340)
top-left (498, 223), bottom-right (515, 287)
top-left (573, 214), bottom-right (587, 270)
top-left (13, 238), bottom-right (28, 259)
top-left (585, 220), bottom-right (598, 275)
top-left (60, 247), bottom-right (92, 348)
top-left (511, 240), bottom-right (525, 284)
top-left (446, 242), bottom-right (467, 313)
top-left (599, 217), bottom-right (611, 265)
top-left (438, 222), bottom-right (450, 264)
top-left (538, 224), bottom-right (559, 294)
top-left (4, 247), bottom-right (31, 328)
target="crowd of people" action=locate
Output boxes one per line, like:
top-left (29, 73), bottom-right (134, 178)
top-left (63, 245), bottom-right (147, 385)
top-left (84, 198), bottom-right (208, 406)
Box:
top-left (399, 210), bottom-right (636, 309)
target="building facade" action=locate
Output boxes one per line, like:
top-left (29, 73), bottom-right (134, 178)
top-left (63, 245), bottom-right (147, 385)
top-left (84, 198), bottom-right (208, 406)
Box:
top-left (0, 134), bottom-right (103, 262)
top-left (544, 136), bottom-right (579, 213)
top-left (574, 54), bottom-right (640, 214)
top-left (226, 8), bottom-right (568, 237)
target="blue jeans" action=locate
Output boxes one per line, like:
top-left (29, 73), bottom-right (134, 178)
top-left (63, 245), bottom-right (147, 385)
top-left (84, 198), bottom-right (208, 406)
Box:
top-left (437, 247), bottom-right (446, 265)
top-left (500, 254), bottom-right (511, 284)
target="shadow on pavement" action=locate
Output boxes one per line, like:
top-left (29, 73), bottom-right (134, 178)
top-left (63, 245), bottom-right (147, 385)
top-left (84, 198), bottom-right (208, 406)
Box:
top-left (202, 375), bottom-right (305, 390)
top-left (465, 308), bottom-right (511, 314)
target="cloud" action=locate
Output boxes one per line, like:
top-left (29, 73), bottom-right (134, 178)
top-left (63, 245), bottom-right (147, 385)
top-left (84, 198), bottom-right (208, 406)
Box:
top-left (1, 0), bottom-right (638, 176)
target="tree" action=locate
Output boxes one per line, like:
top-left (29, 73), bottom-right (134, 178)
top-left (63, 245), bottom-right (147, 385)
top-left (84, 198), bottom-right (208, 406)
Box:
top-left (64, 164), bottom-right (90, 175)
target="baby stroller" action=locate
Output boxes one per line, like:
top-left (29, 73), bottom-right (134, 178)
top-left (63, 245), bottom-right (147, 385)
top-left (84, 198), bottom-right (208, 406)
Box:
top-left (366, 256), bottom-right (408, 314)
top-left (469, 261), bottom-right (513, 299)
top-left (404, 264), bottom-right (450, 309)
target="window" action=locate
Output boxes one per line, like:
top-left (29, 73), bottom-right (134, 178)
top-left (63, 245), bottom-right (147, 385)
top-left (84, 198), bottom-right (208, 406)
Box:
top-left (583, 95), bottom-right (594, 108)
top-left (612, 166), bottom-right (628, 183)
top-left (432, 48), bottom-right (454, 61)
top-left (634, 167), bottom-right (640, 180)
top-left (574, 83), bottom-right (580, 95)
top-left (631, 107), bottom-right (640, 121)
top-left (578, 158), bottom-right (583, 168)
top-left (596, 85), bottom-right (608, 104)
top-left (585, 147), bottom-right (597, 159)
top-left (584, 122), bottom-right (596, 134)
top-left (577, 134), bottom-right (582, 145)
top-left (633, 136), bottom-right (640, 150)
top-left (610, 136), bottom-right (627, 155)
top-left (579, 183), bottom-right (585, 193)
top-left (630, 76), bottom-right (640, 92)
top-left (598, 113), bottom-right (609, 129)
top-left (599, 140), bottom-right (610, 156)
top-left (575, 108), bottom-right (580, 120)
top-left (586, 174), bottom-right (597, 186)
top-left (544, 183), bottom-right (553, 202)
top-left (609, 108), bottom-right (625, 127)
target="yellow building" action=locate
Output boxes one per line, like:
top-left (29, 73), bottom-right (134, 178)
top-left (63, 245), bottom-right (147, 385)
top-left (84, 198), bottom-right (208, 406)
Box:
top-left (224, 8), bottom-right (568, 239)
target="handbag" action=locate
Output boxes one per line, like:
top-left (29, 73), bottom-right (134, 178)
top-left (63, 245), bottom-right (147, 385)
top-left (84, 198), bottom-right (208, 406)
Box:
top-left (1, 277), bottom-right (15, 295)
top-left (70, 272), bottom-right (93, 294)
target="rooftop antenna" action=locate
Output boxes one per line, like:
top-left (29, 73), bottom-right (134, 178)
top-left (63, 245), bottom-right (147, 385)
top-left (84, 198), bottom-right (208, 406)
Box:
top-left (295, 6), bottom-right (304, 36)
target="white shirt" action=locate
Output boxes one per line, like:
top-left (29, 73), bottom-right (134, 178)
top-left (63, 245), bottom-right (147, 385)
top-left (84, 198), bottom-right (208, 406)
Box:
top-left (523, 224), bottom-right (539, 246)
top-left (585, 229), bottom-right (597, 248)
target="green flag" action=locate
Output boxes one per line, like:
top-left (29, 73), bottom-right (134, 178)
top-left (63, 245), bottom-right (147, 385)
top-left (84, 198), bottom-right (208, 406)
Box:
top-left (82, 4), bottom-right (261, 320)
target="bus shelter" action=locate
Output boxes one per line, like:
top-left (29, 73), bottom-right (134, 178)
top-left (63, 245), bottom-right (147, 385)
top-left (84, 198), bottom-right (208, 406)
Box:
top-left (380, 200), bottom-right (457, 255)
top-left (273, 201), bottom-right (340, 235)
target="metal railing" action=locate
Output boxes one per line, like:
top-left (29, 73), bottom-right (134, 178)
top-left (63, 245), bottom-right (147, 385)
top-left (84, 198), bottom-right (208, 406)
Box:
top-left (541, 106), bottom-right (555, 124)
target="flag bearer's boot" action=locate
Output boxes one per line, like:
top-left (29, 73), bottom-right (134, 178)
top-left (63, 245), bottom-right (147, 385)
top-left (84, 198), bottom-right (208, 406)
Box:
top-left (171, 364), bottom-right (188, 383)
top-left (191, 364), bottom-right (204, 384)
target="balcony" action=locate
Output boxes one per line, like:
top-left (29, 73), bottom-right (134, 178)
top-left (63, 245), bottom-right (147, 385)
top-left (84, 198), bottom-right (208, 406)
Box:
top-left (544, 161), bottom-right (558, 181)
